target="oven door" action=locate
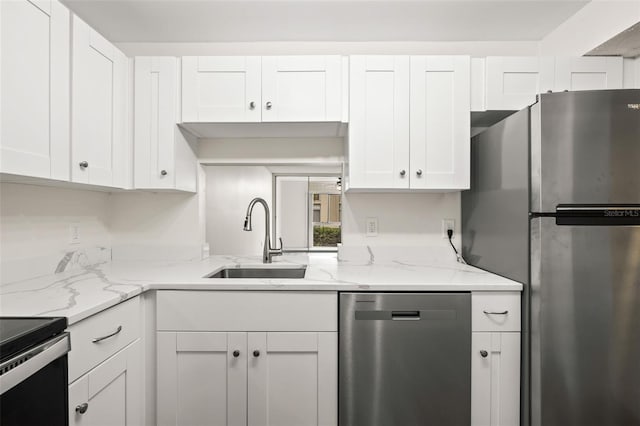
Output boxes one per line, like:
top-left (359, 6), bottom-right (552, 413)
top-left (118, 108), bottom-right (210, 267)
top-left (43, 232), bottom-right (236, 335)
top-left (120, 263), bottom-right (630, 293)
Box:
top-left (0, 333), bottom-right (70, 426)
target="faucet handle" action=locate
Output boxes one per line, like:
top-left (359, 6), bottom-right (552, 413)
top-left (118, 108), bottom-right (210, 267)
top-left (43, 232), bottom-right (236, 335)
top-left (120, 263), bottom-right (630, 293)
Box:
top-left (271, 237), bottom-right (284, 255)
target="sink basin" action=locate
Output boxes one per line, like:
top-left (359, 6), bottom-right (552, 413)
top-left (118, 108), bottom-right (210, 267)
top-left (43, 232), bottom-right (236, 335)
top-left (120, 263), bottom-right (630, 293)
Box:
top-left (206, 267), bottom-right (307, 279)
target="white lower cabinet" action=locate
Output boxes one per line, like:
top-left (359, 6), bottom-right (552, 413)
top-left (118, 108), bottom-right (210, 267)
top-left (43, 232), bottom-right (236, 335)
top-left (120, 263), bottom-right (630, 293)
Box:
top-left (156, 291), bottom-right (338, 426)
top-left (471, 292), bottom-right (521, 426)
top-left (471, 332), bottom-right (520, 426)
top-left (157, 331), bottom-right (337, 426)
top-left (68, 340), bottom-right (142, 426)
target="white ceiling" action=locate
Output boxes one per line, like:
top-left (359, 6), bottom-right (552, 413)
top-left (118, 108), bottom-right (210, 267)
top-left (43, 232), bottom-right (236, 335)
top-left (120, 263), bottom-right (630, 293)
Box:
top-left (61, 0), bottom-right (590, 43)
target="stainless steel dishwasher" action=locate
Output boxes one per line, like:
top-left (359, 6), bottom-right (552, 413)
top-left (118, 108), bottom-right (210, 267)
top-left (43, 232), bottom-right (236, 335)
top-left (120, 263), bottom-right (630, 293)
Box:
top-left (339, 292), bottom-right (471, 426)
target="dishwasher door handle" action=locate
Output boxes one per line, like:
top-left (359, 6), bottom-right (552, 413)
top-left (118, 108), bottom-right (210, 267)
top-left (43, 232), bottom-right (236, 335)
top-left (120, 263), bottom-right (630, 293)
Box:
top-left (354, 309), bottom-right (456, 321)
top-left (391, 311), bottom-right (420, 320)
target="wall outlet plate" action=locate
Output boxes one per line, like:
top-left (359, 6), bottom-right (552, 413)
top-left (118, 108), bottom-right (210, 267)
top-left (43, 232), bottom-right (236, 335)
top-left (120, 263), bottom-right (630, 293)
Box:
top-left (442, 219), bottom-right (455, 238)
top-left (69, 223), bottom-right (80, 245)
top-left (366, 217), bottom-right (378, 237)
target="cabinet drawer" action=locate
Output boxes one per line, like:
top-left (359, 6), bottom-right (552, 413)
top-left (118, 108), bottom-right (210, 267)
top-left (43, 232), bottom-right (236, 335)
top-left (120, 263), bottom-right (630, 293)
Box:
top-left (68, 297), bottom-right (140, 382)
top-left (157, 291), bottom-right (337, 332)
top-left (471, 292), bottom-right (520, 332)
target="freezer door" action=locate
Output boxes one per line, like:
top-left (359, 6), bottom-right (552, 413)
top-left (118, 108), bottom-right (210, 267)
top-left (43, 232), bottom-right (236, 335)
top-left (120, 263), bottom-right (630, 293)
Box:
top-left (531, 90), bottom-right (640, 212)
top-left (531, 218), bottom-right (640, 426)
top-left (339, 293), bottom-right (471, 426)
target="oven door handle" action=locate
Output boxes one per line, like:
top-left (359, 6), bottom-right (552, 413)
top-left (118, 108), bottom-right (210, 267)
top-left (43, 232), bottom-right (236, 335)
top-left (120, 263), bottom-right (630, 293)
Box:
top-left (0, 332), bottom-right (70, 395)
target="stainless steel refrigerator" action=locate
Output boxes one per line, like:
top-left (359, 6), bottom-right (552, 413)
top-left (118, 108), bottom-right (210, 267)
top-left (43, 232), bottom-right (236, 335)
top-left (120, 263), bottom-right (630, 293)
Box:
top-left (462, 89), bottom-right (640, 426)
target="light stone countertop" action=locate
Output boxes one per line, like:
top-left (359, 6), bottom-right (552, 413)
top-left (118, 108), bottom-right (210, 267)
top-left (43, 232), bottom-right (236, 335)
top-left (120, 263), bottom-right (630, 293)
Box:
top-left (0, 249), bottom-right (522, 325)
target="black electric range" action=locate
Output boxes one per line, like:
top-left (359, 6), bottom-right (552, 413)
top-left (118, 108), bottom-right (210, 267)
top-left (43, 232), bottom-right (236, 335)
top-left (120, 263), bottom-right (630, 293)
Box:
top-left (0, 317), bottom-right (70, 426)
top-left (0, 317), bottom-right (68, 362)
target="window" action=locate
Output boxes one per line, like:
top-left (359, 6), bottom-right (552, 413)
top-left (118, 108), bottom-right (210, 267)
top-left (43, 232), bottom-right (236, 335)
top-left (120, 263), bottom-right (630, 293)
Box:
top-left (274, 175), bottom-right (342, 251)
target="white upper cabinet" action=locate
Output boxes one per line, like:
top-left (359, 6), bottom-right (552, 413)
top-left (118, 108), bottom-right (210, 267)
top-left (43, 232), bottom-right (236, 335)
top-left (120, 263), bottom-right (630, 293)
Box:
top-left (348, 56), bottom-right (410, 190)
top-left (348, 55), bottom-right (469, 191)
top-left (71, 15), bottom-right (128, 188)
top-left (1, 0), bottom-right (70, 180)
top-left (485, 56), bottom-right (555, 110)
top-left (182, 56), bottom-right (261, 122)
top-left (410, 56), bottom-right (470, 190)
top-left (554, 57), bottom-right (623, 92)
top-left (261, 56), bottom-right (342, 122)
top-left (182, 56), bottom-right (343, 123)
top-left (134, 57), bottom-right (197, 192)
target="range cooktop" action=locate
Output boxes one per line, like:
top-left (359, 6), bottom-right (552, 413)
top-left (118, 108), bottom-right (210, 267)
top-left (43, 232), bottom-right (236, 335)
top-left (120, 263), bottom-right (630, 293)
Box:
top-left (0, 317), bottom-right (67, 362)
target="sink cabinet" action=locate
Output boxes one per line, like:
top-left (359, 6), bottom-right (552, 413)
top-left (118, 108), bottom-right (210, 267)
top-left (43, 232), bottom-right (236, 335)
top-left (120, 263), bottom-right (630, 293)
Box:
top-left (156, 291), bottom-right (338, 426)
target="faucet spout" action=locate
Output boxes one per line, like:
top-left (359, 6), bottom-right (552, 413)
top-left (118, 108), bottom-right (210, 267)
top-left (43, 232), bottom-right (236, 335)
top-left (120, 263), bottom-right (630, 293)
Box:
top-left (242, 197), bottom-right (282, 263)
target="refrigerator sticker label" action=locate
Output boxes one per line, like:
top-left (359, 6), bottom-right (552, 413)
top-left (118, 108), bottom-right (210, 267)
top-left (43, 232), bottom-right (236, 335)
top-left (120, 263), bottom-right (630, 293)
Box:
top-left (604, 209), bottom-right (640, 217)
top-left (627, 104), bottom-right (640, 110)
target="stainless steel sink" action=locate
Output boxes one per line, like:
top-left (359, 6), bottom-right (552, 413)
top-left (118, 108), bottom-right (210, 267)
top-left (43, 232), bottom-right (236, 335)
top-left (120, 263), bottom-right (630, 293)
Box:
top-left (206, 267), bottom-right (307, 279)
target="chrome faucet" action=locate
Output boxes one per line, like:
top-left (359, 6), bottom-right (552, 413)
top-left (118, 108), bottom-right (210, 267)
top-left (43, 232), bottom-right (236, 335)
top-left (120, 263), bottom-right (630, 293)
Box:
top-left (243, 197), bottom-right (283, 263)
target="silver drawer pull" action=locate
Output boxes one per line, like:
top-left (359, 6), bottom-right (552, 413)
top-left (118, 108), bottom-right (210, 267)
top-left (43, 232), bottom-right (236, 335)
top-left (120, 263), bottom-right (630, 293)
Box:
top-left (483, 310), bottom-right (508, 315)
top-left (92, 325), bottom-right (122, 343)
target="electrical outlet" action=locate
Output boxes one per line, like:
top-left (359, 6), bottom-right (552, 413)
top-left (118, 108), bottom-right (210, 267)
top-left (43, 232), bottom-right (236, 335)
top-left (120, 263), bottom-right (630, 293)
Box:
top-left (442, 219), bottom-right (455, 238)
top-left (69, 223), bottom-right (80, 245)
top-left (366, 217), bottom-right (378, 237)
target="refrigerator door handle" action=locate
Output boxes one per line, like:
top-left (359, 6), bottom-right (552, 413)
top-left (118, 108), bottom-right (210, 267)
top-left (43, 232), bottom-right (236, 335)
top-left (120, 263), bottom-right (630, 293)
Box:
top-left (483, 310), bottom-right (508, 315)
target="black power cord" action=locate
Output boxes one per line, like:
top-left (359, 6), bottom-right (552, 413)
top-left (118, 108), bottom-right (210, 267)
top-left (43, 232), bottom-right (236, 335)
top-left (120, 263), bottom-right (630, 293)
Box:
top-left (447, 229), bottom-right (467, 264)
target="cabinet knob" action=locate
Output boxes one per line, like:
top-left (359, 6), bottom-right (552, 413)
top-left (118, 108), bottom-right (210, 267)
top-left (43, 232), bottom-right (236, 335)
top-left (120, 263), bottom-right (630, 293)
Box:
top-left (75, 403), bottom-right (89, 414)
top-left (249, 101), bottom-right (255, 110)
top-left (416, 169), bottom-right (423, 176)
top-left (79, 161), bottom-right (89, 169)
top-left (232, 350), bottom-right (240, 358)
top-left (160, 170), bottom-right (168, 176)
top-left (253, 350), bottom-right (260, 357)
top-left (480, 350), bottom-right (488, 358)
top-left (399, 169), bottom-right (406, 177)
top-left (265, 102), bottom-right (272, 110)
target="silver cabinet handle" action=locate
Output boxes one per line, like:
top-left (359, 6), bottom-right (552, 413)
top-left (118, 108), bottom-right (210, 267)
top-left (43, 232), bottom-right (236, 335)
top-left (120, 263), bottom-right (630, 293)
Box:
top-left (483, 310), bottom-right (508, 315)
top-left (79, 161), bottom-right (89, 168)
top-left (249, 101), bottom-right (255, 109)
top-left (75, 403), bottom-right (89, 414)
top-left (160, 170), bottom-right (168, 176)
top-left (92, 325), bottom-right (122, 343)
top-left (399, 170), bottom-right (406, 176)
top-left (480, 350), bottom-right (488, 358)
top-left (266, 102), bottom-right (272, 110)
top-left (416, 169), bottom-right (423, 176)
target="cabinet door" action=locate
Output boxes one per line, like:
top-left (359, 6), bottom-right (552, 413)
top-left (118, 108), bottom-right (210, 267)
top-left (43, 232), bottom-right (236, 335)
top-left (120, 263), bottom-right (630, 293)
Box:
top-left (157, 332), bottom-right (247, 426)
top-left (182, 56), bottom-right (261, 122)
top-left (410, 56), bottom-right (470, 189)
top-left (248, 332), bottom-right (337, 426)
top-left (71, 15), bottom-right (128, 187)
top-left (134, 57), bottom-right (177, 189)
top-left (69, 340), bottom-right (142, 426)
top-left (1, 0), bottom-right (70, 180)
top-left (348, 56), bottom-right (410, 189)
top-left (262, 56), bottom-right (342, 122)
top-left (486, 57), bottom-right (554, 110)
top-left (471, 332), bottom-right (520, 426)
top-left (554, 57), bottom-right (623, 92)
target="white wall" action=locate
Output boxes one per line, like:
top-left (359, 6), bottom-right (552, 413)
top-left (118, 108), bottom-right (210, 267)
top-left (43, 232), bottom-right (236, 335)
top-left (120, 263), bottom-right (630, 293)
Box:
top-left (109, 189), bottom-right (204, 261)
top-left (204, 166), bottom-right (273, 255)
top-left (0, 183), bottom-right (111, 283)
top-left (539, 1), bottom-right (640, 56)
top-left (341, 192), bottom-right (461, 247)
top-left (117, 41), bottom-right (540, 57)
